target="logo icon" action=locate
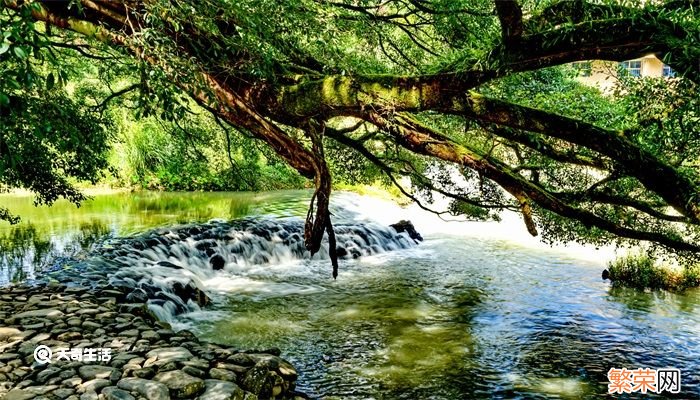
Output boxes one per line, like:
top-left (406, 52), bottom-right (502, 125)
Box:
top-left (33, 345), bottom-right (52, 365)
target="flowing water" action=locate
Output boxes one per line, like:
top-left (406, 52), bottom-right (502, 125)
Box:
top-left (1, 190), bottom-right (699, 399)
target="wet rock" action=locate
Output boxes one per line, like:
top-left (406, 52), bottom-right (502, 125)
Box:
top-left (125, 289), bottom-right (148, 303)
top-left (79, 378), bottom-right (110, 394)
top-left (209, 368), bottom-right (237, 382)
top-left (78, 365), bottom-right (117, 380)
top-left (13, 309), bottom-right (64, 319)
top-left (390, 220), bottom-right (423, 242)
top-left (144, 347), bottom-right (193, 367)
top-left (36, 366), bottom-right (62, 383)
top-left (209, 254), bottom-right (225, 270)
top-left (240, 365), bottom-right (269, 397)
top-left (198, 380), bottom-right (245, 400)
top-left (116, 378), bottom-right (169, 400)
top-left (102, 387), bottom-right (135, 400)
top-left (154, 370), bottom-right (205, 398)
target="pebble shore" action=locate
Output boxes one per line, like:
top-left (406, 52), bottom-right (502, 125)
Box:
top-left (0, 283), bottom-right (303, 400)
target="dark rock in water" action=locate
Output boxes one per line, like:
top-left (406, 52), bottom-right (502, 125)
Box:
top-left (126, 288), bottom-right (149, 303)
top-left (195, 239), bottom-right (216, 251)
top-left (602, 269), bottom-right (610, 280)
top-left (156, 260), bottom-right (181, 269)
top-left (336, 247), bottom-right (348, 258)
top-left (210, 254), bottom-right (225, 270)
top-left (390, 220), bottom-right (423, 242)
top-left (171, 281), bottom-right (211, 307)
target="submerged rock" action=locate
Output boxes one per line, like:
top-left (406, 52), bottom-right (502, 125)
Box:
top-left (390, 220), bottom-right (423, 242)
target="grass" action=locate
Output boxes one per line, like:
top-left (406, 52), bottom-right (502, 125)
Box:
top-left (606, 254), bottom-right (700, 291)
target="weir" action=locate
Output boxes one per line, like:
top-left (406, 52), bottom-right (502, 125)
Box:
top-left (51, 217), bottom-right (421, 322)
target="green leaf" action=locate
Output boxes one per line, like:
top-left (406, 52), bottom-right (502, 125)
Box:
top-left (13, 46), bottom-right (27, 59)
top-left (46, 73), bottom-right (55, 90)
top-left (0, 93), bottom-right (9, 107)
top-left (0, 42), bottom-right (9, 55)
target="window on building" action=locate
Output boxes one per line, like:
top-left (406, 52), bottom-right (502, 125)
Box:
top-left (571, 61), bottom-right (592, 77)
top-left (662, 64), bottom-right (676, 78)
top-left (619, 60), bottom-right (642, 77)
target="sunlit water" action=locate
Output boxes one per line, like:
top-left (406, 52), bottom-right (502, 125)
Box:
top-left (1, 190), bottom-right (699, 399)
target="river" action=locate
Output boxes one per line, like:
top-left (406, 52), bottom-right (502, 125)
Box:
top-left (1, 190), bottom-right (698, 399)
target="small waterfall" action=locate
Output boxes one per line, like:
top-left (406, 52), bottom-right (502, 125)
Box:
top-left (74, 217), bottom-right (420, 322)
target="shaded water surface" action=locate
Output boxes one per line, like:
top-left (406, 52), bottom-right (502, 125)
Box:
top-left (1, 190), bottom-right (698, 399)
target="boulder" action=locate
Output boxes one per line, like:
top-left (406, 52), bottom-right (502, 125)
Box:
top-left (153, 370), bottom-right (205, 398)
top-left (390, 220), bottom-right (423, 242)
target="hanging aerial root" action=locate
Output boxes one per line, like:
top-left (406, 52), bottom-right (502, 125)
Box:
top-left (303, 119), bottom-right (339, 278)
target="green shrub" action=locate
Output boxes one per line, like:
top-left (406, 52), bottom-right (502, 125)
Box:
top-left (606, 254), bottom-right (700, 291)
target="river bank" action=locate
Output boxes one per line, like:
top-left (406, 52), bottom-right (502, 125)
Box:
top-left (0, 283), bottom-right (302, 400)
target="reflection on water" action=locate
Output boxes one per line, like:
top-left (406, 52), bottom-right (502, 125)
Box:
top-left (1, 190), bottom-right (699, 399)
top-left (0, 190), bottom-right (309, 284)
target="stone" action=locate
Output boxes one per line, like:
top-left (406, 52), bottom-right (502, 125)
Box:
top-left (132, 367), bottom-right (154, 379)
top-left (209, 368), bottom-right (237, 382)
top-left (57, 331), bottom-right (82, 341)
top-left (78, 365), bottom-right (117, 380)
top-left (0, 327), bottom-right (23, 339)
top-left (390, 219), bottom-right (423, 241)
top-left (82, 321), bottom-right (101, 330)
top-left (37, 366), bottom-right (62, 383)
top-left (4, 385), bottom-right (58, 400)
top-left (80, 378), bottom-right (110, 393)
top-left (13, 309), bottom-right (64, 319)
top-left (52, 388), bottom-right (75, 399)
top-left (182, 365), bottom-right (205, 378)
top-left (143, 347), bottom-right (192, 367)
top-left (116, 378), bottom-right (169, 400)
top-left (102, 386), bottom-right (135, 400)
top-left (198, 380), bottom-right (245, 400)
top-left (120, 329), bottom-right (140, 337)
top-left (240, 365), bottom-right (269, 396)
top-left (79, 392), bottom-right (98, 400)
top-left (209, 254), bottom-right (225, 270)
top-left (154, 370), bottom-right (205, 398)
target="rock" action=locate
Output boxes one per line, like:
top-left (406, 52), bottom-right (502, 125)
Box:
top-left (182, 365), bottom-right (205, 378)
top-left (198, 380), bottom-right (245, 400)
top-left (125, 289), bottom-right (148, 303)
top-left (209, 368), bottom-right (237, 382)
top-left (4, 385), bottom-right (58, 400)
top-left (209, 254), bottom-right (225, 270)
top-left (80, 378), bottom-right (110, 393)
top-left (79, 392), bottom-right (98, 400)
top-left (132, 367), bottom-right (154, 379)
top-left (0, 327), bottom-right (23, 339)
top-left (602, 269), bottom-right (610, 280)
top-left (140, 330), bottom-right (159, 341)
top-left (117, 378), bottom-right (169, 400)
top-left (52, 388), bottom-right (75, 399)
top-left (120, 329), bottom-right (140, 337)
top-left (78, 365), bottom-right (117, 380)
top-left (144, 346), bottom-right (193, 367)
top-left (154, 370), bottom-right (205, 398)
top-left (390, 220), bottom-right (423, 242)
top-left (101, 387), bottom-right (135, 400)
top-left (13, 309), bottom-right (64, 320)
top-left (57, 331), bottom-right (82, 341)
top-left (240, 365), bottom-right (269, 396)
top-left (37, 366), bottom-right (62, 383)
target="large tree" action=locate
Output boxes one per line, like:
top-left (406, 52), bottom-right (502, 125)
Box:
top-left (2, 0), bottom-right (699, 274)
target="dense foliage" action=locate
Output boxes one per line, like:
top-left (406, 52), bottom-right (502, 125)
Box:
top-left (1, 0), bottom-right (699, 271)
